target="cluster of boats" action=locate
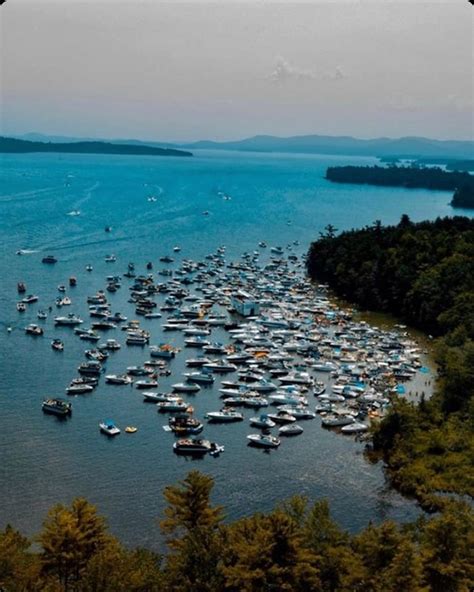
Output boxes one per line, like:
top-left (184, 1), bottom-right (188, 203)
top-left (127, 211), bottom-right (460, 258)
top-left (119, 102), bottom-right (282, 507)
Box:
top-left (18, 242), bottom-right (428, 456)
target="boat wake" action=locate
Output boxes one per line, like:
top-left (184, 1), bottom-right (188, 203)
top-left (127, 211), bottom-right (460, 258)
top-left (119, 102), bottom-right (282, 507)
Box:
top-left (15, 249), bottom-right (38, 255)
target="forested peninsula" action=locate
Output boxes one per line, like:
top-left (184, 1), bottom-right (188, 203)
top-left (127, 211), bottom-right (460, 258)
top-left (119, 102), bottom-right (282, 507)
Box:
top-left (307, 216), bottom-right (474, 511)
top-left (325, 165), bottom-right (474, 209)
top-left (0, 136), bottom-right (192, 157)
top-left (1, 471), bottom-right (473, 591)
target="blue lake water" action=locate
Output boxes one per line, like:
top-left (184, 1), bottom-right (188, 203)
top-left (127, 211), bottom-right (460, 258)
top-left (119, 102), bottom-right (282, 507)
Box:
top-left (0, 149), bottom-right (470, 549)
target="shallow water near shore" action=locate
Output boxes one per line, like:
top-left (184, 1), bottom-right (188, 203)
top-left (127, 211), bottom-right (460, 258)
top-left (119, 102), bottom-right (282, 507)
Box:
top-left (0, 149), bottom-right (470, 549)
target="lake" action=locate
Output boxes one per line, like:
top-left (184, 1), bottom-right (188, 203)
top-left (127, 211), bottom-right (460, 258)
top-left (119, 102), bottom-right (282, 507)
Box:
top-left (0, 149), bottom-right (469, 549)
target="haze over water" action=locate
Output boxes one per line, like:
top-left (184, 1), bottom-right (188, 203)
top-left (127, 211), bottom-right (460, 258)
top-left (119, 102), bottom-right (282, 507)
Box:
top-left (1, 149), bottom-right (470, 549)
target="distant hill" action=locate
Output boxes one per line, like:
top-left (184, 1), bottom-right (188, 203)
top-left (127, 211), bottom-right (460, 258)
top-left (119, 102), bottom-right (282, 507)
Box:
top-left (9, 131), bottom-right (474, 160)
top-left (0, 137), bottom-right (192, 157)
top-left (182, 134), bottom-right (474, 159)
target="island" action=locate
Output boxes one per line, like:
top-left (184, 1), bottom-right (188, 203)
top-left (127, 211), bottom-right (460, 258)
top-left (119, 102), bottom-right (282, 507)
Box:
top-left (325, 164), bottom-right (474, 208)
top-left (0, 136), bottom-right (192, 157)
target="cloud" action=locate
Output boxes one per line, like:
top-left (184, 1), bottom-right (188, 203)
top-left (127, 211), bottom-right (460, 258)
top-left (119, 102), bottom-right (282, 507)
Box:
top-left (322, 66), bottom-right (346, 81)
top-left (267, 56), bottom-right (316, 83)
top-left (267, 57), bottom-right (346, 84)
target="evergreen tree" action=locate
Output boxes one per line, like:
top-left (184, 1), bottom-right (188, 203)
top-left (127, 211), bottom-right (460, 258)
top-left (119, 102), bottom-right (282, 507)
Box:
top-left (160, 471), bottom-right (224, 592)
top-left (38, 498), bottom-right (108, 591)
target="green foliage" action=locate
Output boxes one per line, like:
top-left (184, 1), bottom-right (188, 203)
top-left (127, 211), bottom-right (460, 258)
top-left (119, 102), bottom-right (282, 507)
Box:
top-left (1, 473), bottom-right (473, 592)
top-left (325, 165), bottom-right (474, 208)
top-left (307, 216), bottom-right (474, 508)
top-left (160, 470), bottom-right (224, 592)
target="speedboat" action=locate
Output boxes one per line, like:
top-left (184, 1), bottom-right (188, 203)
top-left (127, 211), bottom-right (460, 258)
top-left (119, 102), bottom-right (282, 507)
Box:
top-left (66, 383), bottom-right (94, 395)
top-left (206, 409), bottom-right (244, 423)
top-left (143, 392), bottom-right (180, 403)
top-left (99, 420), bottom-right (120, 436)
top-left (79, 330), bottom-right (101, 342)
top-left (17, 282), bottom-right (26, 293)
top-left (37, 310), bottom-right (48, 320)
top-left (25, 324), bottom-right (43, 336)
top-left (203, 361), bottom-right (237, 373)
top-left (172, 383), bottom-right (201, 394)
top-left (42, 398), bottom-right (72, 416)
top-left (341, 422), bottom-right (368, 434)
top-left (22, 294), bottom-right (39, 304)
top-left (173, 438), bottom-right (224, 456)
top-left (16, 302), bottom-right (26, 312)
top-left (279, 424), bottom-right (304, 436)
top-left (321, 414), bottom-right (356, 428)
top-left (157, 399), bottom-right (189, 412)
top-left (51, 339), bottom-right (64, 351)
top-left (105, 374), bottom-right (133, 385)
top-left (55, 314), bottom-right (83, 326)
top-left (101, 339), bottom-right (121, 350)
top-left (105, 254), bottom-right (116, 263)
top-left (247, 434), bottom-right (280, 448)
top-left (184, 371), bottom-right (214, 385)
top-left (267, 411), bottom-right (296, 425)
top-left (277, 405), bottom-right (315, 420)
top-left (249, 414), bottom-right (276, 429)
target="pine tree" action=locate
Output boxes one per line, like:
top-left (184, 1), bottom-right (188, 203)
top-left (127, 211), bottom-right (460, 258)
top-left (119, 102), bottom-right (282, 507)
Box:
top-left (38, 498), bottom-right (108, 590)
top-left (160, 471), bottom-right (224, 592)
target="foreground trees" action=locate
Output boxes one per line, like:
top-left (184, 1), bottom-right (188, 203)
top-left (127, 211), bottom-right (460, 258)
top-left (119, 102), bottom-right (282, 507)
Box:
top-left (1, 472), bottom-right (472, 591)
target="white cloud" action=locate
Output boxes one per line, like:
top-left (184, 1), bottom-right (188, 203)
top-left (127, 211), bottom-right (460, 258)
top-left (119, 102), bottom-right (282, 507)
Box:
top-left (267, 56), bottom-right (316, 83)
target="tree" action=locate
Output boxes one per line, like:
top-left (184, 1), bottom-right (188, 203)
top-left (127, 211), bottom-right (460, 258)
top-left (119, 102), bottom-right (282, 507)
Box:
top-left (38, 498), bottom-right (108, 591)
top-left (420, 502), bottom-right (474, 592)
top-left (221, 510), bottom-right (320, 592)
top-left (160, 471), bottom-right (224, 592)
top-left (0, 525), bottom-right (41, 591)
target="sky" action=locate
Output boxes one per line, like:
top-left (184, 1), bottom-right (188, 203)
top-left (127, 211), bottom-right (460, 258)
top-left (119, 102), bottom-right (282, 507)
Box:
top-left (0, 1), bottom-right (473, 142)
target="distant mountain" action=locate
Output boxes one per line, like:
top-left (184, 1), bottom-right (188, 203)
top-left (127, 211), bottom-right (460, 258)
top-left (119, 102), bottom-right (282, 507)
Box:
top-left (10, 131), bottom-right (474, 159)
top-left (181, 134), bottom-right (474, 159)
top-left (0, 137), bottom-right (192, 157)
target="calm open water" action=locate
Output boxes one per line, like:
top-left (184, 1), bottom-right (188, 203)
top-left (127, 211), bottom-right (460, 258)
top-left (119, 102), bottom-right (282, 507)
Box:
top-left (1, 149), bottom-right (471, 549)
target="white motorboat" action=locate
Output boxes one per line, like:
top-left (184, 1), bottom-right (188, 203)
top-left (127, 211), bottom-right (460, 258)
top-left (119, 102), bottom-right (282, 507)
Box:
top-left (143, 392), bottom-right (180, 403)
top-left (247, 434), bottom-right (280, 448)
top-left (66, 383), bottom-right (94, 395)
top-left (267, 411), bottom-right (296, 425)
top-left (321, 414), bottom-right (356, 428)
top-left (206, 409), bottom-right (244, 423)
top-left (249, 414), bottom-right (276, 429)
top-left (279, 424), bottom-right (304, 436)
top-left (55, 314), bottom-right (83, 326)
top-left (277, 405), bottom-right (315, 419)
top-left (341, 422), bottom-right (368, 433)
top-left (99, 420), bottom-right (120, 436)
top-left (25, 324), bottom-right (43, 336)
top-left (157, 399), bottom-right (189, 412)
top-left (184, 371), bottom-right (215, 385)
top-left (172, 383), bottom-right (201, 394)
top-left (105, 374), bottom-right (133, 385)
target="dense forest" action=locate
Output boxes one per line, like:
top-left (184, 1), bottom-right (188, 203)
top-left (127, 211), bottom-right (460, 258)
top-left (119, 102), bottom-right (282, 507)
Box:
top-left (307, 216), bottom-right (474, 510)
top-left (0, 137), bottom-right (192, 157)
top-left (325, 165), bottom-right (474, 209)
top-left (1, 471), bottom-right (473, 591)
top-left (451, 185), bottom-right (474, 209)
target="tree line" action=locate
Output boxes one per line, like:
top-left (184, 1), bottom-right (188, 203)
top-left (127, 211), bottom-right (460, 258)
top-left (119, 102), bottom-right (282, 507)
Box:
top-left (1, 471), bottom-right (473, 591)
top-left (307, 216), bottom-right (474, 510)
top-left (325, 165), bottom-right (474, 209)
